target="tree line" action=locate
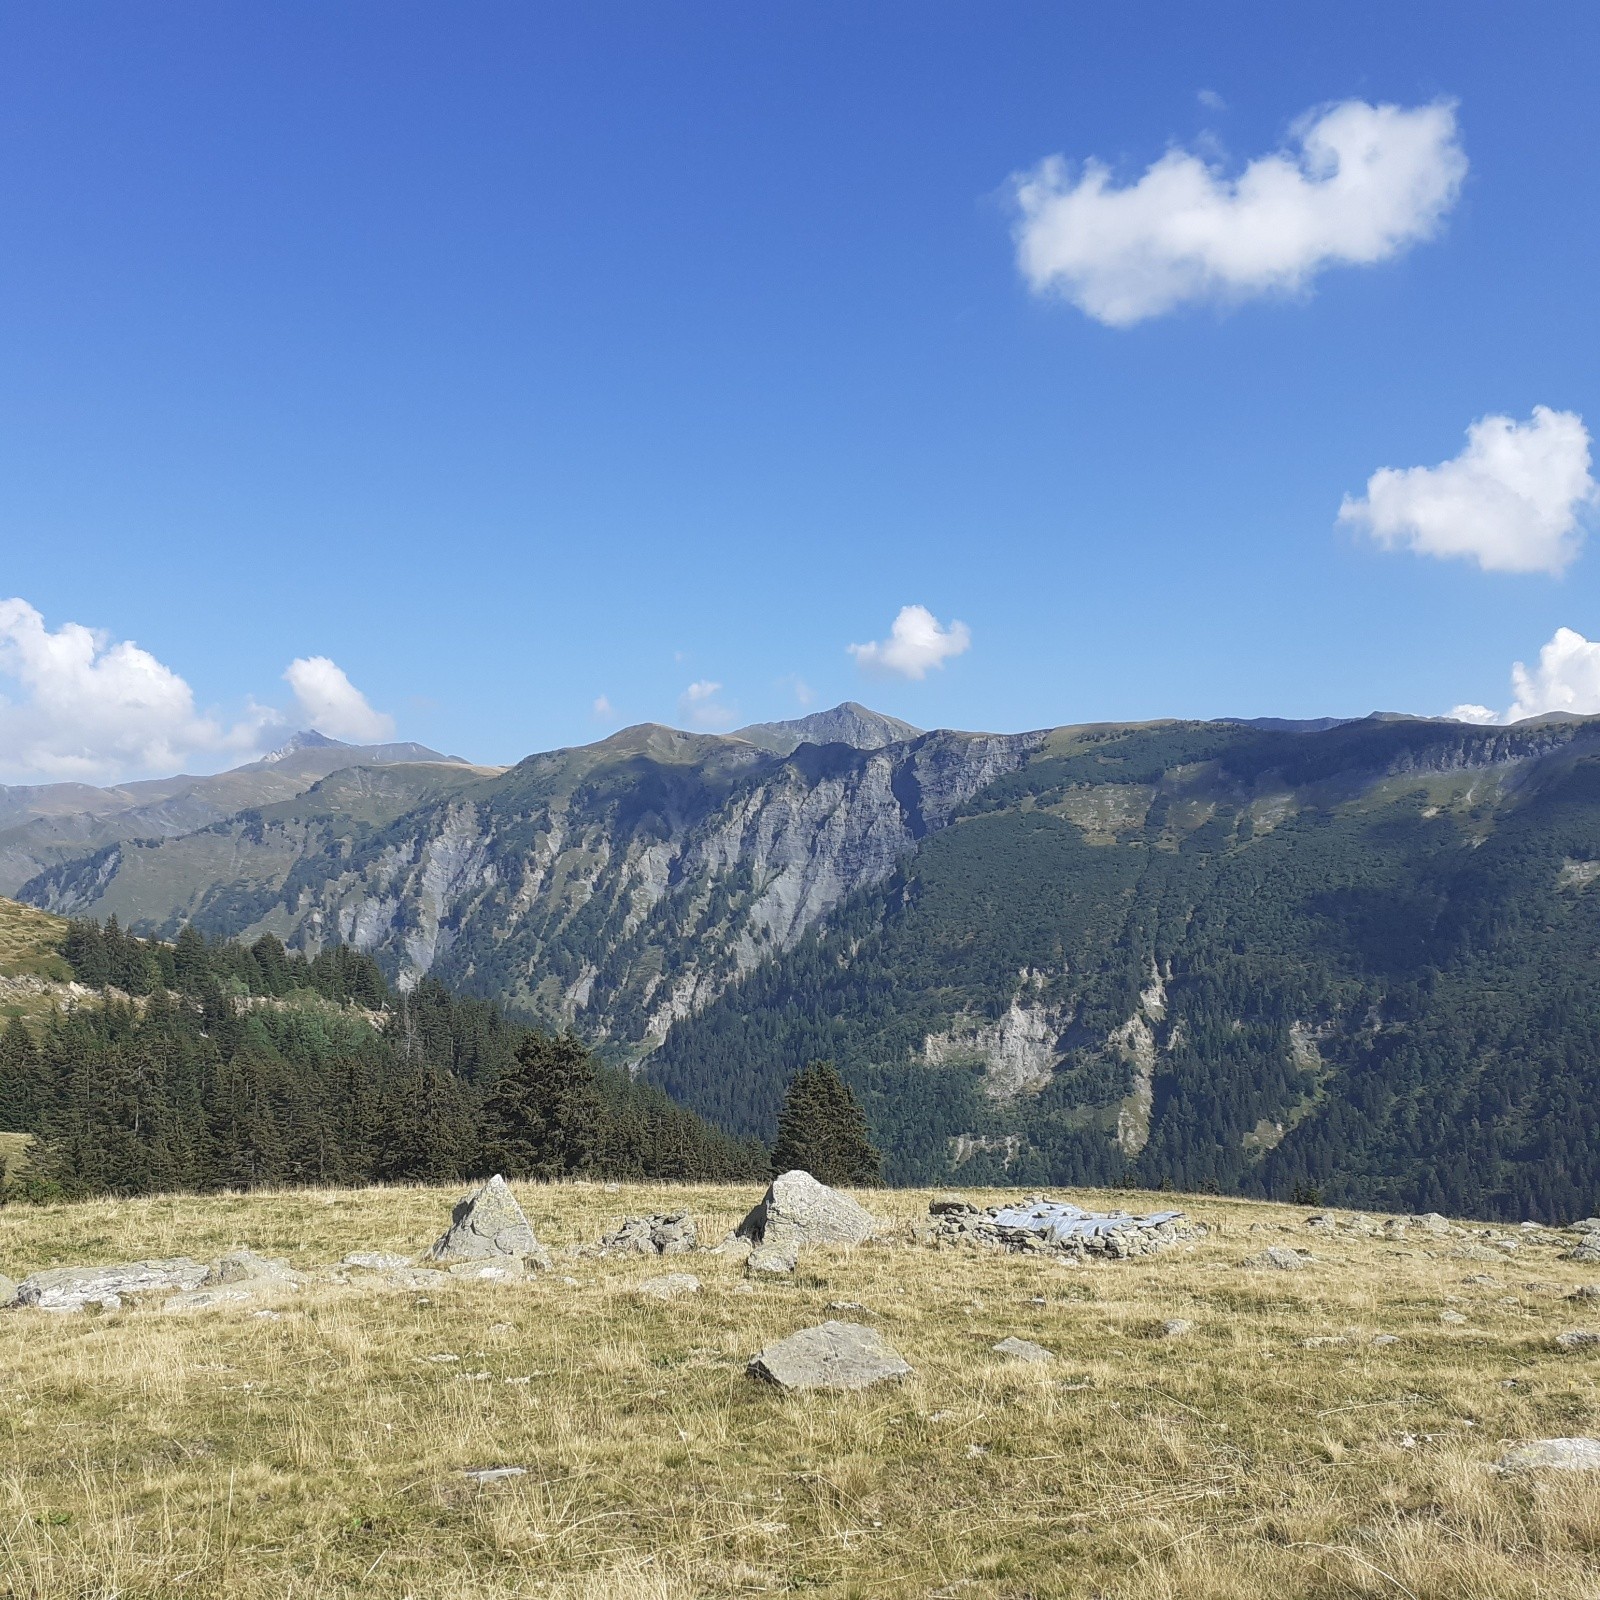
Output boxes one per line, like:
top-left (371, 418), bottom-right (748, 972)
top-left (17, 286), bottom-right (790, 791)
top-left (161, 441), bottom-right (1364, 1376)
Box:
top-left (0, 919), bottom-right (877, 1201)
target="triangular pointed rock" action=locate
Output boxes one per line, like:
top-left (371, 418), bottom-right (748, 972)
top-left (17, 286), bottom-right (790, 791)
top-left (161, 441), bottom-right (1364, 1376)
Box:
top-left (736, 1170), bottom-right (879, 1250)
top-left (425, 1175), bottom-right (553, 1270)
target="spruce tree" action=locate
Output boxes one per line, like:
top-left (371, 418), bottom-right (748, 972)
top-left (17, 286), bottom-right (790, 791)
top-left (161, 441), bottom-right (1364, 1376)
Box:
top-left (769, 1060), bottom-right (881, 1186)
top-left (479, 1033), bottom-right (602, 1180)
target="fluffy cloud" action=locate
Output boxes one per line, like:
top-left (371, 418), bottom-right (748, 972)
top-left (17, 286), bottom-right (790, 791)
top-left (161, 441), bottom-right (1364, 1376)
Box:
top-left (848, 605), bottom-right (971, 680)
top-left (283, 656), bottom-right (395, 743)
top-left (1451, 627), bottom-right (1600, 724)
top-left (1341, 407), bottom-right (1596, 576)
top-left (0, 598), bottom-right (241, 782)
top-left (678, 679), bottom-right (736, 731)
top-left (1012, 99), bottom-right (1465, 326)
top-left (592, 694), bottom-right (614, 719)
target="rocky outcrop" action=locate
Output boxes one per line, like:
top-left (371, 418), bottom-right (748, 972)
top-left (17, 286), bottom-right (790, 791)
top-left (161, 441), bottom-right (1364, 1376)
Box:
top-left (424, 1175), bottom-right (553, 1271)
top-left (598, 1214), bottom-right (696, 1256)
top-left (15, 1257), bottom-right (208, 1312)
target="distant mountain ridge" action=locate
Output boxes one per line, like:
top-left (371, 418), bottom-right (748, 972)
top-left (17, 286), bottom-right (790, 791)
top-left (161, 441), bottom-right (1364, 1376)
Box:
top-left (16, 702), bottom-right (1600, 1217)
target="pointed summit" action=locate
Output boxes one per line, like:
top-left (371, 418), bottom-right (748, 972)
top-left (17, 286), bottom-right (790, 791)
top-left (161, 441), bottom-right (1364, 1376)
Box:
top-left (734, 702), bottom-right (922, 756)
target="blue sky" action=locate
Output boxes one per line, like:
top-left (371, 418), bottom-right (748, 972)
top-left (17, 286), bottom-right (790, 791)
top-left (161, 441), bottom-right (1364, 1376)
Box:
top-left (2, 2), bottom-right (1599, 778)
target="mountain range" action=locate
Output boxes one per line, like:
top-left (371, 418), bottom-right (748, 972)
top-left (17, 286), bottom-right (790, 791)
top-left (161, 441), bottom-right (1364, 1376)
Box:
top-left (13, 703), bottom-right (1600, 1218)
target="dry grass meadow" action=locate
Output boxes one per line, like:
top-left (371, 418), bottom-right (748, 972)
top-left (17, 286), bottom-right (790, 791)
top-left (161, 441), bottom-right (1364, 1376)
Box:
top-left (1, 1180), bottom-right (1599, 1599)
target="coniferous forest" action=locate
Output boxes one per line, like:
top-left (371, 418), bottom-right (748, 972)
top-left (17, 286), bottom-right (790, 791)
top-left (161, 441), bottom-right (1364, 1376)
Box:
top-left (0, 918), bottom-right (768, 1201)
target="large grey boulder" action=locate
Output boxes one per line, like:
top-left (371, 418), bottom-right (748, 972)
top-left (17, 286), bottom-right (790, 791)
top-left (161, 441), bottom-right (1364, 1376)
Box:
top-left (424, 1175), bottom-right (553, 1270)
top-left (15, 1257), bottom-right (207, 1312)
top-left (748, 1320), bottom-right (911, 1392)
top-left (1498, 1438), bottom-right (1600, 1471)
top-left (736, 1171), bottom-right (879, 1252)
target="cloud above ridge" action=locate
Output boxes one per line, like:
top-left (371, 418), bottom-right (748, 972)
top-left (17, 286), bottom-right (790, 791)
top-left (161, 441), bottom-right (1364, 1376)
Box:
top-left (283, 656), bottom-right (396, 743)
top-left (849, 605), bottom-right (971, 680)
top-left (1342, 407), bottom-right (1596, 576)
top-left (1012, 98), bottom-right (1466, 325)
top-left (1452, 626), bottom-right (1600, 725)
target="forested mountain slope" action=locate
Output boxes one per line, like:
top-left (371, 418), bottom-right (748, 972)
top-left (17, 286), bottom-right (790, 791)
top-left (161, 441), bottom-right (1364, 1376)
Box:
top-left (18, 707), bottom-right (1600, 1219)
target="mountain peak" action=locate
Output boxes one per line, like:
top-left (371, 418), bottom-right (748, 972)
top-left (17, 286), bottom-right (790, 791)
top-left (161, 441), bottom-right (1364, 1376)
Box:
top-left (259, 730), bottom-right (351, 764)
top-left (734, 702), bottom-right (923, 756)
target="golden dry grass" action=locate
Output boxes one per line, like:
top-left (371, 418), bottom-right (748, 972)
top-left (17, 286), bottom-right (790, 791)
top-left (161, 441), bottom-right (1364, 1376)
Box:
top-left (1, 1181), bottom-right (1598, 1599)
top-left (0, 897), bottom-right (69, 987)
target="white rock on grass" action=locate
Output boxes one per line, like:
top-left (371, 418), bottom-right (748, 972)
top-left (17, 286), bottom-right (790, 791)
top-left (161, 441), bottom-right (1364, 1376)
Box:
top-left (1555, 1329), bottom-right (1600, 1349)
top-left (341, 1252), bottom-right (413, 1273)
top-left (1159, 1319), bottom-right (1194, 1338)
top-left (637, 1273), bottom-right (700, 1300)
top-left (14, 1258), bottom-right (207, 1313)
top-left (1497, 1438), bottom-right (1600, 1472)
top-left (748, 1320), bottom-right (911, 1392)
top-left (993, 1336), bottom-right (1054, 1363)
top-left (746, 1244), bottom-right (798, 1277)
top-left (1243, 1246), bottom-right (1309, 1271)
top-left (424, 1175), bottom-right (553, 1271)
top-left (462, 1466), bottom-right (526, 1485)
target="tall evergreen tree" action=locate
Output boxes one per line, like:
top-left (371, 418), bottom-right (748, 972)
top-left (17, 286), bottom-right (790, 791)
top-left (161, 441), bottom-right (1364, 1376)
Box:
top-left (480, 1032), bottom-right (602, 1180)
top-left (769, 1060), bottom-right (881, 1186)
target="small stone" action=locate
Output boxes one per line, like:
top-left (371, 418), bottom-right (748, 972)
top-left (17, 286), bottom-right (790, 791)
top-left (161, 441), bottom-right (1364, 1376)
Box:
top-left (638, 1273), bottom-right (700, 1300)
top-left (1497, 1438), bottom-right (1600, 1472)
top-left (1244, 1246), bottom-right (1308, 1271)
top-left (1372, 1334), bottom-right (1400, 1346)
top-left (164, 1286), bottom-right (255, 1313)
top-left (747, 1320), bottom-right (911, 1391)
top-left (993, 1336), bottom-right (1054, 1363)
top-left (1438, 1310), bottom-right (1467, 1325)
top-left (1555, 1329), bottom-right (1600, 1349)
top-left (463, 1466), bottom-right (526, 1484)
top-left (746, 1244), bottom-right (798, 1277)
top-left (826, 1301), bottom-right (868, 1312)
top-left (340, 1252), bottom-right (412, 1273)
top-left (730, 1282), bottom-right (755, 1295)
top-left (447, 1261), bottom-right (523, 1282)
top-left (250, 1309), bottom-right (283, 1321)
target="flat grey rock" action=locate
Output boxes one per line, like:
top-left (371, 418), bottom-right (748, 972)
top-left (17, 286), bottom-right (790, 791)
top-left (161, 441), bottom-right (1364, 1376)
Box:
top-left (993, 1336), bottom-right (1054, 1363)
top-left (463, 1466), bottom-right (526, 1484)
top-left (205, 1250), bottom-right (302, 1287)
top-left (15, 1257), bottom-right (207, 1313)
top-left (1244, 1246), bottom-right (1308, 1271)
top-left (1159, 1318), bottom-right (1194, 1338)
top-left (1372, 1334), bottom-right (1401, 1346)
top-left (447, 1260), bottom-right (524, 1282)
top-left (165, 1286), bottom-right (256, 1313)
top-left (1498, 1438), bottom-right (1600, 1471)
top-left (341, 1252), bottom-right (413, 1273)
top-left (746, 1244), bottom-right (798, 1276)
top-left (736, 1170), bottom-right (879, 1252)
top-left (425, 1176), bottom-right (553, 1270)
top-left (748, 1320), bottom-right (911, 1392)
top-left (1555, 1329), bottom-right (1600, 1349)
top-left (637, 1273), bottom-right (700, 1300)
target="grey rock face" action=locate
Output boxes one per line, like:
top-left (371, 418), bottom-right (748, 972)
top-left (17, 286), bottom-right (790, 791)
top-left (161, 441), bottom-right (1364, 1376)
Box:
top-left (748, 1321), bottom-right (912, 1392)
top-left (425, 1176), bottom-right (552, 1270)
top-left (599, 1214), bottom-right (697, 1256)
top-left (993, 1336), bottom-right (1054, 1363)
top-left (736, 1170), bottom-right (879, 1253)
top-left (1243, 1246), bottom-right (1309, 1271)
top-left (1498, 1437), bottom-right (1600, 1471)
top-left (15, 1257), bottom-right (208, 1312)
top-left (637, 1273), bottom-right (700, 1299)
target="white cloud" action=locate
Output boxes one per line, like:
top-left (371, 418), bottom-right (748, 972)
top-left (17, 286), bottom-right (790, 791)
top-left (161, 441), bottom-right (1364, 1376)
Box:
top-left (1449, 627), bottom-right (1600, 724)
top-left (592, 694), bottom-right (614, 719)
top-left (1012, 98), bottom-right (1465, 326)
top-left (678, 680), bottom-right (736, 731)
top-left (848, 605), bottom-right (971, 681)
top-left (1198, 89), bottom-right (1228, 113)
top-left (282, 656), bottom-right (395, 742)
top-left (1341, 407), bottom-right (1596, 576)
top-left (0, 598), bottom-right (246, 782)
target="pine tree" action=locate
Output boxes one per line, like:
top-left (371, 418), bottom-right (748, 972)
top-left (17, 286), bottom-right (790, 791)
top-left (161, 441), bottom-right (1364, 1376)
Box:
top-left (769, 1060), bottom-right (881, 1186)
top-left (0, 1018), bottom-right (42, 1131)
top-left (479, 1033), bottom-right (602, 1180)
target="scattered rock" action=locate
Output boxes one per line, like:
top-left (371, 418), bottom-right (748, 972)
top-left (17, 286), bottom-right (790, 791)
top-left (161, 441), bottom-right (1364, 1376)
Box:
top-left (1372, 1334), bottom-right (1401, 1346)
top-left (425, 1175), bottom-right (553, 1271)
top-left (748, 1320), bottom-right (911, 1392)
top-left (1497, 1438), bottom-right (1600, 1472)
top-left (1461, 1274), bottom-right (1502, 1287)
top-left (165, 1286), bottom-right (256, 1313)
top-left (827, 1300), bottom-right (869, 1312)
top-left (1563, 1241), bottom-right (1600, 1265)
top-left (1451, 1244), bottom-right (1504, 1263)
top-left (1158, 1318), bottom-right (1194, 1338)
top-left (251, 1309), bottom-right (283, 1321)
top-left (205, 1250), bottom-right (302, 1288)
top-left (1438, 1310), bottom-right (1467, 1325)
top-left (736, 1171), bottom-right (880, 1258)
top-left (463, 1466), bottom-right (527, 1484)
top-left (1570, 1218), bottom-right (1600, 1235)
top-left (1555, 1329), bottom-right (1600, 1349)
top-left (1244, 1246), bottom-right (1309, 1272)
top-left (746, 1243), bottom-right (798, 1277)
top-left (599, 1214), bottom-right (697, 1256)
top-left (925, 1194), bottom-right (1200, 1261)
top-left (1568, 1285), bottom-right (1600, 1302)
top-left (381, 1267), bottom-right (449, 1289)
top-left (993, 1336), bottom-right (1054, 1363)
top-left (14, 1257), bottom-right (207, 1313)
top-left (341, 1252), bottom-right (412, 1273)
top-left (638, 1273), bottom-right (700, 1300)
